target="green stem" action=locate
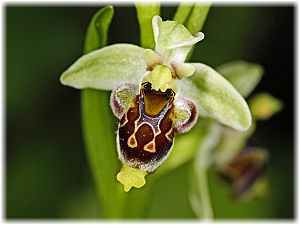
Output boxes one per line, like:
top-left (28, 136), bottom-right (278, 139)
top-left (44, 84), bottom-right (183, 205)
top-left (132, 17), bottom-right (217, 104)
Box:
top-left (195, 124), bottom-right (214, 219)
top-left (189, 120), bottom-right (220, 219)
top-left (196, 163), bottom-right (213, 219)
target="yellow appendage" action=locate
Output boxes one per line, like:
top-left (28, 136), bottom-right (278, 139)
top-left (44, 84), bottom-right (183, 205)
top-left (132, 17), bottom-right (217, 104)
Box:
top-left (117, 164), bottom-right (147, 192)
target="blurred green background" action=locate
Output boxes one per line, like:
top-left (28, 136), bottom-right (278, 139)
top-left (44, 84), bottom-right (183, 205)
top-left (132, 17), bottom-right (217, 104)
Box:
top-left (6, 4), bottom-right (294, 219)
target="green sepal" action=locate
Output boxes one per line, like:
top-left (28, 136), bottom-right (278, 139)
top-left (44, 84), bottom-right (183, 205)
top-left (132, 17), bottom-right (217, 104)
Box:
top-left (217, 60), bottom-right (264, 98)
top-left (152, 16), bottom-right (204, 63)
top-left (180, 63), bottom-right (252, 131)
top-left (60, 44), bottom-right (146, 90)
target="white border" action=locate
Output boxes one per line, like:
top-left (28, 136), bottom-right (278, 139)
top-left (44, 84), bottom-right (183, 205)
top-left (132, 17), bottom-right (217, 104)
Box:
top-left (0, 0), bottom-right (298, 224)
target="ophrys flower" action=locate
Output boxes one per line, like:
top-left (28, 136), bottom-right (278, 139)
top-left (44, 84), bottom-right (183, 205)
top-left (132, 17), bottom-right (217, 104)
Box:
top-left (60, 16), bottom-right (252, 192)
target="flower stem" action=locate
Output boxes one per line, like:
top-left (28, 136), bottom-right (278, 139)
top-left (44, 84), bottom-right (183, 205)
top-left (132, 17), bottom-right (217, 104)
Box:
top-left (196, 163), bottom-right (213, 219)
top-left (189, 120), bottom-right (220, 219)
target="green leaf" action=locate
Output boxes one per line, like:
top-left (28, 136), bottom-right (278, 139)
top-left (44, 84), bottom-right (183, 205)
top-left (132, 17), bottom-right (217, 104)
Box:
top-left (249, 92), bottom-right (283, 120)
top-left (173, 3), bottom-right (210, 35)
top-left (60, 43), bottom-right (146, 90)
top-left (80, 6), bottom-right (126, 218)
top-left (173, 3), bottom-right (194, 24)
top-left (175, 3), bottom-right (210, 61)
top-left (180, 63), bottom-right (252, 131)
top-left (185, 3), bottom-right (211, 35)
top-left (83, 6), bottom-right (114, 53)
top-left (135, 3), bottom-right (160, 49)
top-left (81, 90), bottom-right (126, 218)
top-left (217, 60), bottom-right (264, 98)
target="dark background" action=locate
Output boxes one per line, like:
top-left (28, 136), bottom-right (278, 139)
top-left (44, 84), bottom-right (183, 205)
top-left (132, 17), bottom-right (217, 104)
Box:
top-left (6, 4), bottom-right (294, 219)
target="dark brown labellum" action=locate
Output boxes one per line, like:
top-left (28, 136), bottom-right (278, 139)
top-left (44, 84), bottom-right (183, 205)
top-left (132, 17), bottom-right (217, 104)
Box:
top-left (117, 84), bottom-right (175, 172)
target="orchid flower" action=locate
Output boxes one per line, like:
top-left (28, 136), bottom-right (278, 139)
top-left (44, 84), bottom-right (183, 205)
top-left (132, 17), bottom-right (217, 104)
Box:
top-left (60, 15), bottom-right (252, 192)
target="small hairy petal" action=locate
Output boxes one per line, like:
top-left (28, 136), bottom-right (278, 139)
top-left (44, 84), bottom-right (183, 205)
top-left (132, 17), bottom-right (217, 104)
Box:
top-left (144, 49), bottom-right (162, 69)
top-left (174, 98), bottom-right (198, 133)
top-left (173, 62), bottom-right (195, 79)
top-left (110, 83), bottom-right (138, 119)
